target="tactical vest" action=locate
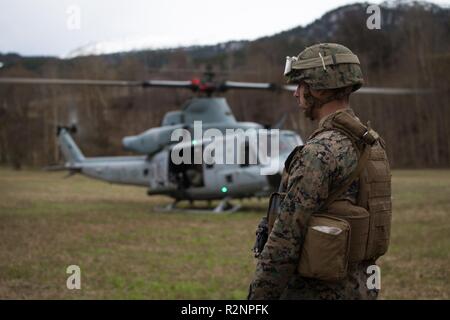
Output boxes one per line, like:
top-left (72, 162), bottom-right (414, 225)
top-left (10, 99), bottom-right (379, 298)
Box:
top-left (265, 110), bottom-right (391, 280)
top-left (310, 110), bottom-right (392, 262)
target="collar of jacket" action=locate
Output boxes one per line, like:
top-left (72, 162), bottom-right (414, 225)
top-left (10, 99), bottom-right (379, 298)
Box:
top-left (318, 107), bottom-right (355, 129)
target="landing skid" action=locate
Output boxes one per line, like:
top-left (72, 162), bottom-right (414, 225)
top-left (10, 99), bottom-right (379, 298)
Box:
top-left (213, 197), bottom-right (241, 213)
top-left (156, 197), bottom-right (241, 213)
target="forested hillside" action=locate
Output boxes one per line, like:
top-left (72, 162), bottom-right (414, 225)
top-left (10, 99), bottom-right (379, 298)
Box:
top-left (0, 1), bottom-right (449, 168)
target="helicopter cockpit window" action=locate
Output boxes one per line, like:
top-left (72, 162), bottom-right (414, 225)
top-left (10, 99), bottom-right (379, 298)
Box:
top-left (280, 134), bottom-right (302, 154)
top-left (260, 132), bottom-right (301, 158)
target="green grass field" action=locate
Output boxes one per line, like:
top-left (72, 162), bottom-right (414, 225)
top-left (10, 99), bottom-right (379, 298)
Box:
top-left (0, 167), bottom-right (449, 299)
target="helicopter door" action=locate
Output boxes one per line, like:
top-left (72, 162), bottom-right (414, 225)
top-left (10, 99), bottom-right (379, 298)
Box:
top-left (168, 145), bottom-right (205, 189)
top-left (149, 151), bottom-right (169, 189)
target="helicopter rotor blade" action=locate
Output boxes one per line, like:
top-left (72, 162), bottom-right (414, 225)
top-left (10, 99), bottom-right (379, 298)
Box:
top-left (142, 80), bottom-right (193, 89)
top-left (220, 81), bottom-right (276, 91)
top-left (0, 77), bottom-right (196, 90)
top-left (356, 87), bottom-right (433, 95)
top-left (2, 77), bottom-right (433, 95)
top-left (0, 77), bottom-right (143, 87)
top-left (282, 85), bottom-right (433, 95)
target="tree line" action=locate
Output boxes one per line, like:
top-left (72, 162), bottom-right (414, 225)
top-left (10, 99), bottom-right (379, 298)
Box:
top-left (0, 1), bottom-right (448, 169)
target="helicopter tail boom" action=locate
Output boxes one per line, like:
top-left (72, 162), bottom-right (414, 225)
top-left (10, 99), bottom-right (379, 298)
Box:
top-left (57, 127), bottom-right (85, 164)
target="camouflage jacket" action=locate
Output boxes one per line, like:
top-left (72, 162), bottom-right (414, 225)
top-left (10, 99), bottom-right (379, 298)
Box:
top-left (248, 108), bottom-right (378, 300)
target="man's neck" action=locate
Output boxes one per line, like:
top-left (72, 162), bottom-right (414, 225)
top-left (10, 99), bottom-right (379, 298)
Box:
top-left (317, 104), bottom-right (352, 129)
top-left (317, 101), bottom-right (350, 121)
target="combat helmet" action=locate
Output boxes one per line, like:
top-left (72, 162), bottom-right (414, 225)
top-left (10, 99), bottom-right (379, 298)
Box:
top-left (284, 43), bottom-right (363, 120)
top-left (284, 43), bottom-right (363, 92)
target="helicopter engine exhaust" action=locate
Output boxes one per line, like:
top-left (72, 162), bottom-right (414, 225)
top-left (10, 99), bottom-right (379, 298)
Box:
top-left (122, 136), bottom-right (140, 152)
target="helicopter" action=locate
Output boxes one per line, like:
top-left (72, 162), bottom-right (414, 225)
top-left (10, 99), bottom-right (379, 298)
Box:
top-left (0, 70), bottom-right (427, 212)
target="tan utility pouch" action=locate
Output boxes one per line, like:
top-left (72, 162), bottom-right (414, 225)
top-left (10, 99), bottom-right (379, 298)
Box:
top-left (327, 201), bottom-right (370, 262)
top-left (298, 214), bottom-right (350, 282)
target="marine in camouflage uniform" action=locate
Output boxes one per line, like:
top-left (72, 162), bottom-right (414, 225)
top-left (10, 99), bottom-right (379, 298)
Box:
top-left (248, 43), bottom-right (382, 300)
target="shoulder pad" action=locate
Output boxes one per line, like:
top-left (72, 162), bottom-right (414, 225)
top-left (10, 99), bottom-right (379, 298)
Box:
top-left (332, 112), bottom-right (378, 145)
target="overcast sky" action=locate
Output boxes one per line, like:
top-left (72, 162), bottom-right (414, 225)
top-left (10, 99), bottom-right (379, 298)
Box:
top-left (0, 0), bottom-right (448, 57)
